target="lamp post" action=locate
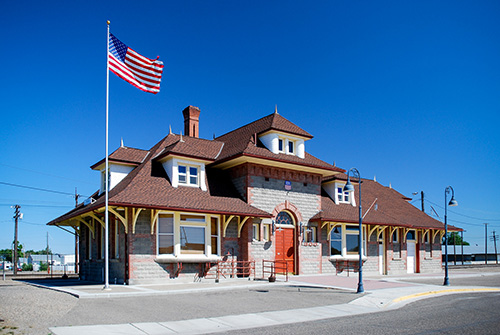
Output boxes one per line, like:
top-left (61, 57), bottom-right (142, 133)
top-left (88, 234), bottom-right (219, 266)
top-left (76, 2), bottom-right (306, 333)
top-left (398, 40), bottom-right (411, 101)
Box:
top-left (344, 168), bottom-right (364, 293)
top-left (443, 185), bottom-right (458, 286)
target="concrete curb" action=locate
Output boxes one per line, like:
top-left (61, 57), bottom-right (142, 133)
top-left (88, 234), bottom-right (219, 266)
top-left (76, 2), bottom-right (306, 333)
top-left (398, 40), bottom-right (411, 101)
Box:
top-left (390, 287), bottom-right (500, 305)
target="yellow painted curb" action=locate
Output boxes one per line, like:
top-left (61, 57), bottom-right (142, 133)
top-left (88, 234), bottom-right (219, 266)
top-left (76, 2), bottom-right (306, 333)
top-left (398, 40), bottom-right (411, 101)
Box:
top-left (392, 288), bottom-right (500, 304)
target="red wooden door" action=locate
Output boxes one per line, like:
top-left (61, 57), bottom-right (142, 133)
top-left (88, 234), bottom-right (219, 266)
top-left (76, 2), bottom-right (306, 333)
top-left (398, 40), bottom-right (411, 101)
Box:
top-left (275, 227), bottom-right (295, 274)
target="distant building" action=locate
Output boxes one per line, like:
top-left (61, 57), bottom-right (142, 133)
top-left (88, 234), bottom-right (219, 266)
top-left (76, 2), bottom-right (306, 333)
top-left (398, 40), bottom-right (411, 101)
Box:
top-left (49, 106), bottom-right (461, 284)
top-left (29, 254), bottom-right (75, 266)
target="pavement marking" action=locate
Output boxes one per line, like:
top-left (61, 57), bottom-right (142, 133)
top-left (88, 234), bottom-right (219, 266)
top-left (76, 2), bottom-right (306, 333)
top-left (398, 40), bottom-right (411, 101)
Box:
top-left (392, 287), bottom-right (500, 304)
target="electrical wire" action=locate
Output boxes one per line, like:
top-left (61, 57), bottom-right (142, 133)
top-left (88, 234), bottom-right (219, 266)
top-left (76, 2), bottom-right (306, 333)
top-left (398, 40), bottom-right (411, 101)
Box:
top-left (0, 162), bottom-right (93, 185)
top-left (0, 181), bottom-right (89, 198)
top-left (425, 198), bottom-right (500, 222)
top-left (0, 203), bottom-right (72, 208)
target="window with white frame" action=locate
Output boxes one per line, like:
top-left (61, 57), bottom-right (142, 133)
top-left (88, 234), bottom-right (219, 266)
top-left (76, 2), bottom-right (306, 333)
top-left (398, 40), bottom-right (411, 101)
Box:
top-left (252, 224), bottom-right (260, 241)
top-left (158, 214), bottom-right (174, 254)
top-left (157, 213), bottom-right (220, 256)
top-left (263, 224), bottom-right (270, 242)
top-left (180, 214), bottom-right (205, 254)
top-left (330, 226), bottom-right (342, 255)
top-left (345, 225), bottom-right (360, 254)
top-left (211, 217), bottom-right (219, 255)
top-left (277, 137), bottom-right (296, 155)
top-left (288, 140), bottom-right (294, 154)
top-left (336, 186), bottom-right (350, 203)
top-left (305, 226), bottom-right (317, 243)
top-left (178, 165), bottom-right (199, 186)
top-left (330, 223), bottom-right (366, 257)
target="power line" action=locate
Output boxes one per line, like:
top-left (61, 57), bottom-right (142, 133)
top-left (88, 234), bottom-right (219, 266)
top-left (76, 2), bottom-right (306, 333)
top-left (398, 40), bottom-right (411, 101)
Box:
top-left (0, 162), bottom-right (94, 185)
top-left (0, 181), bottom-right (89, 198)
top-left (425, 198), bottom-right (500, 222)
top-left (448, 218), bottom-right (500, 228)
top-left (0, 203), bottom-right (73, 208)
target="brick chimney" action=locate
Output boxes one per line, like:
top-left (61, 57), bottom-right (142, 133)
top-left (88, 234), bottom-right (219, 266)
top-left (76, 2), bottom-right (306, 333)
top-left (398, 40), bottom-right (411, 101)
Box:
top-left (182, 105), bottom-right (200, 138)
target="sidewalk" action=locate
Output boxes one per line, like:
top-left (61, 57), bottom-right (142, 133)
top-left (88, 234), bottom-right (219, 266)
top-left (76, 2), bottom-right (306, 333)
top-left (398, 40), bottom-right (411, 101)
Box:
top-left (43, 271), bottom-right (500, 335)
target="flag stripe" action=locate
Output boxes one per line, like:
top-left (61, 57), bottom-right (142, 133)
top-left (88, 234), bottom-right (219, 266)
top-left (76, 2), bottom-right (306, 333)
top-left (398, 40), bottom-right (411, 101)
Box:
top-left (109, 56), bottom-right (160, 91)
top-left (125, 57), bottom-right (163, 80)
top-left (109, 55), bottom-right (160, 92)
top-left (108, 33), bottom-right (163, 94)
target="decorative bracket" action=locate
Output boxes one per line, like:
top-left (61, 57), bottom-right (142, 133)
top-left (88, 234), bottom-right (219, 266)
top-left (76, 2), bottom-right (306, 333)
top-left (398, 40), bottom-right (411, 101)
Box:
top-left (76, 217), bottom-right (94, 238)
top-left (108, 207), bottom-right (128, 234)
top-left (237, 216), bottom-right (252, 238)
top-left (327, 223), bottom-right (340, 240)
top-left (150, 209), bottom-right (160, 235)
top-left (367, 225), bottom-right (379, 241)
top-left (222, 215), bottom-right (235, 237)
top-left (87, 212), bottom-right (105, 229)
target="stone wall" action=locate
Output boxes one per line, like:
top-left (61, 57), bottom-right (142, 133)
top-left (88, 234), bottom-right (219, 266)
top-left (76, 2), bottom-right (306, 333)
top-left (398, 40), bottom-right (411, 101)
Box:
top-left (299, 243), bottom-right (321, 274)
top-left (249, 176), bottom-right (320, 223)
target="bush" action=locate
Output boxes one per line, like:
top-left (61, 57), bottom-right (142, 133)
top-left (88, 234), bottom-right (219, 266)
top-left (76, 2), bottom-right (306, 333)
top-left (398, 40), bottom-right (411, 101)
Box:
top-left (21, 263), bottom-right (33, 271)
top-left (39, 262), bottom-right (48, 271)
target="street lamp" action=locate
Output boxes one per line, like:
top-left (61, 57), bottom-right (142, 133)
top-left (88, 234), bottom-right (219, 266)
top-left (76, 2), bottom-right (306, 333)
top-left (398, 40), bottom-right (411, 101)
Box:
top-left (443, 185), bottom-right (458, 286)
top-left (344, 168), bottom-right (364, 293)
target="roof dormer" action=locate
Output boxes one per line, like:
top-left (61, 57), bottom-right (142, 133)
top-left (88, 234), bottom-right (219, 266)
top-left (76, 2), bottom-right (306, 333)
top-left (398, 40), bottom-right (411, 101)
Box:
top-left (259, 131), bottom-right (306, 158)
top-left (323, 180), bottom-right (356, 206)
top-left (158, 156), bottom-right (208, 191)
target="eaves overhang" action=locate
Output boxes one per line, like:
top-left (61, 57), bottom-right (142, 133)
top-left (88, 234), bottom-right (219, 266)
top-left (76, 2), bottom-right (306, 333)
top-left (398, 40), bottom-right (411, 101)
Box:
top-left (210, 153), bottom-right (345, 177)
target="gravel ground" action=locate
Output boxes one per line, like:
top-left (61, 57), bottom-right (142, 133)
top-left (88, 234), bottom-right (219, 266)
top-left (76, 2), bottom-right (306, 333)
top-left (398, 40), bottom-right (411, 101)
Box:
top-left (0, 279), bottom-right (77, 335)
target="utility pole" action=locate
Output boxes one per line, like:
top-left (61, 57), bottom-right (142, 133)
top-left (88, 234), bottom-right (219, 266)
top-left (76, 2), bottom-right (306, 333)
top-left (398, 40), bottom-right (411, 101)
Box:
top-left (491, 230), bottom-right (498, 265)
top-left (484, 223), bottom-right (488, 265)
top-left (74, 187), bottom-right (80, 207)
top-left (12, 205), bottom-right (21, 276)
top-left (421, 191), bottom-right (425, 212)
top-left (461, 230), bottom-right (465, 265)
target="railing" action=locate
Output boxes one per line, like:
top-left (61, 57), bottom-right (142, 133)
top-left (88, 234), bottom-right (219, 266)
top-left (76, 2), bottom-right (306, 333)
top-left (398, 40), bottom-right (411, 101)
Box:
top-left (262, 260), bottom-right (288, 282)
top-left (334, 260), bottom-right (357, 276)
top-left (203, 260), bottom-right (255, 281)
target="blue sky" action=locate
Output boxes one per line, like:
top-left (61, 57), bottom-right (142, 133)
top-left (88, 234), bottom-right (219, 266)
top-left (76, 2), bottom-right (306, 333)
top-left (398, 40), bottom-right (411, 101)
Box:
top-left (1, 1), bottom-right (499, 255)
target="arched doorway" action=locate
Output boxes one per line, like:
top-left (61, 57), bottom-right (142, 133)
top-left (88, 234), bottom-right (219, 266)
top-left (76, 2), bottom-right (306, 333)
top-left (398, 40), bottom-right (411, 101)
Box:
top-left (274, 211), bottom-right (296, 274)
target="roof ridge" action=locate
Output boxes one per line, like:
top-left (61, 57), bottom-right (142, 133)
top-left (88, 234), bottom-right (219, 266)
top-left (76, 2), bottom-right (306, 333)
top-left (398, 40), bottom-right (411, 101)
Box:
top-left (215, 113), bottom-right (274, 140)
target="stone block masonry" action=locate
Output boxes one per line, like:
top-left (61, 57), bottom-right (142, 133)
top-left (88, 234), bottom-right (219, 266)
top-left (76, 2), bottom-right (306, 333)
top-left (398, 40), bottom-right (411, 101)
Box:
top-left (299, 243), bottom-right (321, 274)
top-left (249, 176), bottom-right (321, 223)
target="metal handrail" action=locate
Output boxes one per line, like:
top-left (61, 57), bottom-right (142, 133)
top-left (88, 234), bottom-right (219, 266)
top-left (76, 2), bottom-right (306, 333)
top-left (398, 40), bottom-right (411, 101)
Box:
top-left (262, 260), bottom-right (288, 282)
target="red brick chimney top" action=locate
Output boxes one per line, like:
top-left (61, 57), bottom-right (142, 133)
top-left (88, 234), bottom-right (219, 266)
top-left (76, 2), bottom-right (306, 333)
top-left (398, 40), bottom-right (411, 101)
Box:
top-left (182, 106), bottom-right (200, 138)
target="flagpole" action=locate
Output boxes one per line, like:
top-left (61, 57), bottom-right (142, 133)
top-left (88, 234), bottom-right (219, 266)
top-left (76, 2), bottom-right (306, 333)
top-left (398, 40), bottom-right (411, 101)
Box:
top-left (104, 20), bottom-right (110, 290)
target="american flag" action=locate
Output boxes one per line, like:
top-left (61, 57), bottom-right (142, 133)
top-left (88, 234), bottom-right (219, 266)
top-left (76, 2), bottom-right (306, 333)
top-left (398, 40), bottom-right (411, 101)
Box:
top-left (108, 33), bottom-right (164, 94)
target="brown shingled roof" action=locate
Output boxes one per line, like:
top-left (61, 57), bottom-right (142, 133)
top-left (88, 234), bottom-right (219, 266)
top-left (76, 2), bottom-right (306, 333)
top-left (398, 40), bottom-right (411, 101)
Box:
top-left (153, 135), bottom-right (224, 162)
top-left (48, 133), bottom-right (269, 226)
top-left (213, 113), bottom-right (343, 173)
top-left (312, 178), bottom-right (461, 231)
top-left (91, 146), bottom-right (149, 169)
top-left (215, 112), bottom-right (311, 160)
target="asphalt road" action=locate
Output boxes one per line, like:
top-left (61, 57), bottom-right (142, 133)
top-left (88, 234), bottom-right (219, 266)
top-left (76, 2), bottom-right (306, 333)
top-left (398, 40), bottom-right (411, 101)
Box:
top-left (53, 285), bottom-right (356, 327)
top-left (223, 292), bottom-right (500, 335)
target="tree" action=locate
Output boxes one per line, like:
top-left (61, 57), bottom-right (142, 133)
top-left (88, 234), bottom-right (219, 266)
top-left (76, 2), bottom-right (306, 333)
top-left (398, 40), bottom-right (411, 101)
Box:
top-left (39, 262), bottom-right (48, 271)
top-left (0, 249), bottom-right (12, 262)
top-left (25, 248), bottom-right (52, 255)
top-left (443, 232), bottom-right (470, 245)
